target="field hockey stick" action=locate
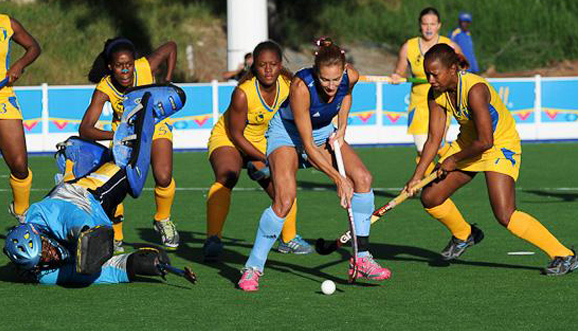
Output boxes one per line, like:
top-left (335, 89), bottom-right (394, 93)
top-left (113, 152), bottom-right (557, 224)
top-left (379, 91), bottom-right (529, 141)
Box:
top-left (332, 140), bottom-right (358, 283)
top-left (157, 262), bottom-right (198, 284)
top-left (315, 172), bottom-right (439, 255)
top-left (359, 75), bottom-right (427, 84)
top-left (0, 77), bottom-right (9, 89)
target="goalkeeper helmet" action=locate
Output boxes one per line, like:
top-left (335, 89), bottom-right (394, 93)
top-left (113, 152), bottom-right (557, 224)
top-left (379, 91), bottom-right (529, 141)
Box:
top-left (4, 224), bottom-right (42, 270)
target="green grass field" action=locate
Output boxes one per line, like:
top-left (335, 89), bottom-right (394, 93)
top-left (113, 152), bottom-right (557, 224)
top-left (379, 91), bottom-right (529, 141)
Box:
top-left (0, 143), bottom-right (577, 330)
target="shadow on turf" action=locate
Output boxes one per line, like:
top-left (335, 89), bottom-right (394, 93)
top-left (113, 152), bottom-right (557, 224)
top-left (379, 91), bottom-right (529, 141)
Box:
top-left (523, 190), bottom-right (578, 203)
top-left (341, 242), bottom-right (543, 271)
top-left (133, 229), bottom-right (381, 287)
top-left (297, 180), bottom-right (397, 198)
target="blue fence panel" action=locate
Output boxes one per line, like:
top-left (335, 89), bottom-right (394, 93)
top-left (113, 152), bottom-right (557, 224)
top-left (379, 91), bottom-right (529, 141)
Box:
top-left (382, 83), bottom-right (411, 126)
top-left (489, 81), bottom-right (535, 124)
top-left (217, 85), bottom-right (235, 115)
top-left (173, 85), bottom-right (213, 130)
top-left (541, 80), bottom-right (578, 123)
top-left (349, 82), bottom-right (376, 125)
top-left (15, 89), bottom-right (43, 134)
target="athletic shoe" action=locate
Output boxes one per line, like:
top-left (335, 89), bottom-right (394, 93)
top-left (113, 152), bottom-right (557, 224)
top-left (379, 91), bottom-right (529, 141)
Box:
top-left (8, 202), bottom-right (27, 224)
top-left (543, 249), bottom-right (578, 276)
top-left (440, 224), bottom-right (484, 261)
top-left (113, 240), bottom-right (125, 254)
top-left (349, 254), bottom-right (391, 280)
top-left (277, 234), bottom-right (313, 255)
top-left (203, 235), bottom-right (224, 261)
top-left (238, 267), bottom-right (262, 292)
top-left (153, 218), bottom-right (179, 251)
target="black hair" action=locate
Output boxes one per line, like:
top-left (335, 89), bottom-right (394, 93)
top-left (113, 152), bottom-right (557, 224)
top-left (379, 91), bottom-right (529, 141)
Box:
top-left (238, 40), bottom-right (292, 85)
top-left (313, 37), bottom-right (346, 73)
top-left (419, 7), bottom-right (441, 24)
top-left (424, 44), bottom-right (469, 71)
top-left (88, 37), bottom-right (136, 83)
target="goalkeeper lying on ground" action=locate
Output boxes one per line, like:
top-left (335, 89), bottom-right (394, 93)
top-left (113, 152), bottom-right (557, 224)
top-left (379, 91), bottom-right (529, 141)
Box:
top-left (3, 84), bottom-right (196, 285)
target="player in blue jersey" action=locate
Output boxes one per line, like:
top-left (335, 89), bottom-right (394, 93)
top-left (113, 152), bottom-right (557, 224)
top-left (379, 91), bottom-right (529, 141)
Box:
top-left (238, 38), bottom-right (391, 291)
top-left (3, 84), bottom-right (196, 286)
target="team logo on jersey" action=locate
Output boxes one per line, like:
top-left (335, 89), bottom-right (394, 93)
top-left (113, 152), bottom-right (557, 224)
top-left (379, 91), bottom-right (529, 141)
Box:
top-left (253, 111), bottom-right (265, 124)
top-left (0, 28), bottom-right (8, 42)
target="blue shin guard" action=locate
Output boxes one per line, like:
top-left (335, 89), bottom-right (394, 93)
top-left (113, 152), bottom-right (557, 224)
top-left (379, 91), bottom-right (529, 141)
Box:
top-left (55, 136), bottom-right (111, 180)
top-left (123, 83), bottom-right (186, 124)
top-left (352, 190), bottom-right (374, 258)
top-left (245, 207), bottom-right (285, 272)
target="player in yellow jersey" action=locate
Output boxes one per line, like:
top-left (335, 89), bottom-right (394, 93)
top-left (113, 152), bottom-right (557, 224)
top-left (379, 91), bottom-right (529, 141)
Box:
top-left (404, 44), bottom-right (577, 276)
top-left (79, 38), bottom-right (179, 252)
top-left (0, 14), bottom-right (41, 223)
top-left (391, 7), bottom-right (462, 175)
top-left (205, 41), bottom-right (312, 261)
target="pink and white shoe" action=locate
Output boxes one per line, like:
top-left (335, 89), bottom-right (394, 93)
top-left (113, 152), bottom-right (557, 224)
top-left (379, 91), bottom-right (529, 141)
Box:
top-left (349, 254), bottom-right (391, 281)
top-left (238, 267), bottom-right (262, 292)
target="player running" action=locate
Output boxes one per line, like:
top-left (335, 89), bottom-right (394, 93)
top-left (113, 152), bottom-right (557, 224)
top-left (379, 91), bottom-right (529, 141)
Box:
top-left (0, 14), bottom-right (41, 223)
top-left (3, 84), bottom-right (197, 285)
top-left (391, 7), bottom-right (462, 174)
top-left (80, 38), bottom-right (179, 252)
top-left (205, 41), bottom-right (312, 261)
top-left (238, 38), bottom-right (391, 292)
top-left (403, 44), bottom-right (577, 276)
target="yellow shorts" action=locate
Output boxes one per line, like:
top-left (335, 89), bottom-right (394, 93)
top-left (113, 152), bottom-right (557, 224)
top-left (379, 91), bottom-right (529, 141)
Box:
top-left (440, 139), bottom-right (522, 181)
top-left (0, 95), bottom-right (23, 120)
top-left (153, 118), bottom-right (173, 141)
top-left (207, 121), bottom-right (267, 158)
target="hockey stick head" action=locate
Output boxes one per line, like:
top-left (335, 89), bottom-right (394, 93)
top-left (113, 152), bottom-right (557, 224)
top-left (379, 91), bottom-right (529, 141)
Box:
top-left (315, 237), bottom-right (340, 255)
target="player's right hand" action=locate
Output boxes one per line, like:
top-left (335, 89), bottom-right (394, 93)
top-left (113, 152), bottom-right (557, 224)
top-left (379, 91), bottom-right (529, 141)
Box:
top-left (336, 176), bottom-right (354, 208)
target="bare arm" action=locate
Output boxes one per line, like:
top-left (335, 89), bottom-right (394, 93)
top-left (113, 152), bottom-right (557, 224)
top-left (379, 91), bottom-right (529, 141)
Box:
top-left (7, 17), bottom-right (41, 83)
top-left (146, 41), bottom-right (177, 82)
top-left (291, 78), bottom-right (340, 182)
top-left (79, 90), bottom-right (114, 141)
top-left (442, 83), bottom-right (493, 167)
top-left (391, 41), bottom-right (409, 83)
top-left (404, 88), bottom-right (447, 194)
top-left (228, 88), bottom-right (267, 162)
top-left (450, 41), bottom-right (464, 56)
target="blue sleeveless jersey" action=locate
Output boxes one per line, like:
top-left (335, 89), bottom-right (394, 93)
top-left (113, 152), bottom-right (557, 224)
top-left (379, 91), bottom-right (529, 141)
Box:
top-left (279, 68), bottom-right (349, 129)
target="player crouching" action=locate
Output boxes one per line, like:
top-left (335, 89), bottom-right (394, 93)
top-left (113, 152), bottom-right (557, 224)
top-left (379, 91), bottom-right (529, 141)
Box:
top-left (3, 84), bottom-right (196, 285)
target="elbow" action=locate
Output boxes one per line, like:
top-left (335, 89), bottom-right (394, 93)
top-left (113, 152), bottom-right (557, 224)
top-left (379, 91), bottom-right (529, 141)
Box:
top-left (479, 137), bottom-right (494, 151)
top-left (78, 123), bottom-right (91, 138)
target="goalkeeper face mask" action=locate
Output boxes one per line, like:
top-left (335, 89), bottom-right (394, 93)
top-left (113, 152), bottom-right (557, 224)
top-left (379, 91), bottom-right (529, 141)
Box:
top-left (38, 235), bottom-right (70, 270)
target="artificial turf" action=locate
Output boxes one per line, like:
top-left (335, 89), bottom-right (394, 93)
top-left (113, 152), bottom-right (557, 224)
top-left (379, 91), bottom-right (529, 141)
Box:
top-left (0, 142), bottom-right (577, 330)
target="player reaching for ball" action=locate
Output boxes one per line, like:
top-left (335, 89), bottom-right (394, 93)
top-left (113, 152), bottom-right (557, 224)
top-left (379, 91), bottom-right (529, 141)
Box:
top-left (205, 41), bottom-right (312, 261)
top-left (403, 44), bottom-right (577, 276)
top-left (237, 38), bottom-right (391, 292)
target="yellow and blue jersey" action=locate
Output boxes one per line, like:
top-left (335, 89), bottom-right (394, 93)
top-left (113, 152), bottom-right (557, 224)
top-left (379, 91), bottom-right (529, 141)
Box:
top-left (208, 74), bottom-right (290, 156)
top-left (0, 14), bottom-right (14, 98)
top-left (435, 72), bottom-right (522, 180)
top-left (406, 36), bottom-right (452, 135)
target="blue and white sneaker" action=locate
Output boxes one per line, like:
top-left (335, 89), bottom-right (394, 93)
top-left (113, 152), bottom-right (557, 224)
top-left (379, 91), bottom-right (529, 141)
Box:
top-left (203, 235), bottom-right (224, 261)
top-left (277, 235), bottom-right (313, 255)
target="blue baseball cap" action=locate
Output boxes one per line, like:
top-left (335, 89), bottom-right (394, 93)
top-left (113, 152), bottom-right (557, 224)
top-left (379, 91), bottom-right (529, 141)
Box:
top-left (459, 12), bottom-right (472, 22)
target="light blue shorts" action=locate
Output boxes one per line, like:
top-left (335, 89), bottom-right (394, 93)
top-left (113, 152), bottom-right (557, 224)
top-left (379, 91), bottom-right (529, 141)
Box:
top-left (266, 112), bottom-right (335, 159)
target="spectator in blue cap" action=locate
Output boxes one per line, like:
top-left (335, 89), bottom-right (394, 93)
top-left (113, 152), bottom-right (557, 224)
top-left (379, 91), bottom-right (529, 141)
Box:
top-left (449, 11), bottom-right (479, 73)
